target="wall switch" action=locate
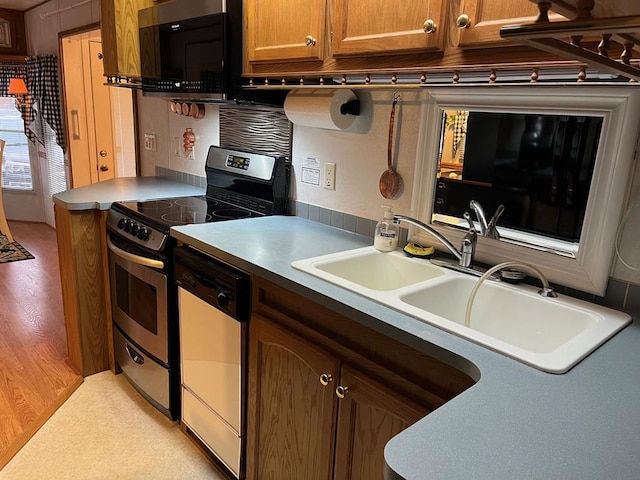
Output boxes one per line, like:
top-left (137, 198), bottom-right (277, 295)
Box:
top-left (144, 133), bottom-right (156, 151)
top-left (324, 162), bottom-right (336, 190)
top-left (173, 137), bottom-right (181, 156)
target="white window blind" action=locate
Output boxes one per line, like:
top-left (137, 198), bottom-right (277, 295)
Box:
top-left (0, 97), bottom-right (33, 191)
top-left (43, 118), bottom-right (67, 197)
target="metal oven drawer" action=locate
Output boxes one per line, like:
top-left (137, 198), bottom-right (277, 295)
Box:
top-left (114, 326), bottom-right (170, 412)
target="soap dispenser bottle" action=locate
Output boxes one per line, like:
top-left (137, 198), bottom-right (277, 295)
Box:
top-left (374, 206), bottom-right (399, 252)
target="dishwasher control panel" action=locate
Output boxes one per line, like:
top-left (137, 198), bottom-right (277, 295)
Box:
top-left (174, 246), bottom-right (249, 321)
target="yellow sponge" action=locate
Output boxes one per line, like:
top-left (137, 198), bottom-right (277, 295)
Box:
top-left (403, 243), bottom-right (435, 258)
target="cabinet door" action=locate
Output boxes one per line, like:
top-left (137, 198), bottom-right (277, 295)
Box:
top-left (332, 0), bottom-right (446, 56)
top-left (247, 314), bottom-right (340, 480)
top-left (333, 365), bottom-right (430, 480)
top-left (100, 0), bottom-right (154, 77)
top-left (245, 0), bottom-right (326, 63)
top-left (456, 0), bottom-right (547, 48)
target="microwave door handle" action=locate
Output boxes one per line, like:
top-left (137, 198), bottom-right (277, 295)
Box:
top-left (107, 236), bottom-right (165, 269)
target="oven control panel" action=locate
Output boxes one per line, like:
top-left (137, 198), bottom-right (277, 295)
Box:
top-left (106, 209), bottom-right (167, 251)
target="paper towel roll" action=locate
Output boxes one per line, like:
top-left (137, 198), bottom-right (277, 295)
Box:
top-left (284, 89), bottom-right (358, 130)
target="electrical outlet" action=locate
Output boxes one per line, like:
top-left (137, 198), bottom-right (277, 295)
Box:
top-left (173, 137), bottom-right (181, 156)
top-left (324, 162), bottom-right (336, 190)
top-left (186, 146), bottom-right (195, 160)
top-left (144, 133), bottom-right (156, 151)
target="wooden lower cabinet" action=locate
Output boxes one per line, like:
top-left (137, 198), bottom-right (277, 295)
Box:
top-left (248, 276), bottom-right (476, 480)
top-left (54, 204), bottom-right (113, 376)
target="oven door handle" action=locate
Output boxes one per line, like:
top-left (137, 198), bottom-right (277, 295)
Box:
top-left (107, 236), bottom-right (165, 269)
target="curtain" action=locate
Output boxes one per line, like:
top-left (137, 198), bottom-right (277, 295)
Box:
top-left (0, 55), bottom-right (66, 152)
top-left (25, 55), bottom-right (66, 152)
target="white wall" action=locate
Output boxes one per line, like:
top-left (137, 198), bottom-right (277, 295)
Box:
top-left (136, 93), bottom-right (220, 177)
top-left (136, 86), bottom-right (640, 289)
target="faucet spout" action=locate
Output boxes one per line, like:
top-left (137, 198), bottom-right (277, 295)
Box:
top-left (393, 215), bottom-right (465, 265)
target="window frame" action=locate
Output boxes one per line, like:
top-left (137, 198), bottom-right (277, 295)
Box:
top-left (411, 85), bottom-right (640, 295)
top-left (0, 96), bottom-right (35, 193)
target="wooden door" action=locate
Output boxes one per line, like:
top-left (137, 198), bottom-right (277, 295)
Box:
top-left (88, 41), bottom-right (116, 182)
top-left (245, 0), bottom-right (327, 63)
top-left (247, 314), bottom-right (340, 480)
top-left (456, 0), bottom-right (556, 48)
top-left (331, 0), bottom-right (446, 56)
top-left (333, 365), bottom-right (431, 480)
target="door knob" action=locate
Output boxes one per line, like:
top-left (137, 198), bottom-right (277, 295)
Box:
top-left (100, 164), bottom-right (109, 172)
top-left (335, 385), bottom-right (349, 399)
top-left (456, 14), bottom-right (471, 29)
top-left (423, 19), bottom-right (437, 34)
top-left (319, 373), bottom-right (333, 386)
top-left (99, 150), bottom-right (107, 157)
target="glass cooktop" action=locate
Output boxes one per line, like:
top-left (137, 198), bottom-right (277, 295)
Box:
top-left (117, 195), bottom-right (261, 227)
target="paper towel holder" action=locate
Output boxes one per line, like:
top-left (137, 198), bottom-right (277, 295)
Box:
top-left (340, 99), bottom-right (360, 116)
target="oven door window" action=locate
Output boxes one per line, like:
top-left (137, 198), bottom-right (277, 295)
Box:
top-left (115, 263), bottom-right (158, 335)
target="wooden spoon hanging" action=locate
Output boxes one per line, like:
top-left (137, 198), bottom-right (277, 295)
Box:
top-left (379, 94), bottom-right (402, 199)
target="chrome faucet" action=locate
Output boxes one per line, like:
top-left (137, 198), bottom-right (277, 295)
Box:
top-left (469, 200), bottom-right (504, 240)
top-left (393, 215), bottom-right (477, 268)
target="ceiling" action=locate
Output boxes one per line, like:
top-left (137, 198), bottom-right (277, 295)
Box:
top-left (0, 0), bottom-right (46, 12)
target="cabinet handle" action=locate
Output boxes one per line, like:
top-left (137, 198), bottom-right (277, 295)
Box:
top-left (423, 19), bottom-right (437, 34)
top-left (305, 35), bottom-right (317, 47)
top-left (456, 13), bottom-right (471, 29)
top-left (320, 373), bottom-right (333, 386)
top-left (335, 385), bottom-right (349, 399)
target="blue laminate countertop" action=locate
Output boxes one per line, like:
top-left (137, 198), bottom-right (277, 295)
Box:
top-left (52, 177), bottom-right (204, 210)
top-left (172, 215), bottom-right (640, 480)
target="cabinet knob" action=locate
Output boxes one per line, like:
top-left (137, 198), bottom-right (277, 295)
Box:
top-left (100, 164), bottom-right (109, 172)
top-left (456, 13), bottom-right (471, 29)
top-left (335, 385), bottom-right (349, 399)
top-left (319, 373), bottom-right (333, 386)
top-left (423, 19), bottom-right (437, 34)
top-left (99, 150), bottom-right (108, 157)
top-left (305, 35), bottom-right (317, 47)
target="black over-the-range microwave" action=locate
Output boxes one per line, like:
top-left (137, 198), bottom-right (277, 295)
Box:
top-left (138, 0), bottom-right (284, 105)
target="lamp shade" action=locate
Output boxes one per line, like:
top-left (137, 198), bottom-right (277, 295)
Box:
top-left (8, 78), bottom-right (27, 95)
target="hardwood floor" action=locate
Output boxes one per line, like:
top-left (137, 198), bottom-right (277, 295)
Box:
top-left (0, 221), bottom-right (82, 469)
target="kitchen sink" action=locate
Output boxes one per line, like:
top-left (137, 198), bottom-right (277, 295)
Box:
top-left (292, 247), bottom-right (631, 373)
top-left (291, 246), bottom-right (444, 292)
top-left (397, 276), bottom-right (630, 372)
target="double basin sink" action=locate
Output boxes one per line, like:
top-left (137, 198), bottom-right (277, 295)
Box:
top-left (292, 247), bottom-right (631, 373)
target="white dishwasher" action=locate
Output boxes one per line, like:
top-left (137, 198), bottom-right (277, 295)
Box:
top-left (174, 246), bottom-right (249, 479)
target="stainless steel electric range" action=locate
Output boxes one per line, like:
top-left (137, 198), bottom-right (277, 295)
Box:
top-left (105, 145), bottom-right (289, 420)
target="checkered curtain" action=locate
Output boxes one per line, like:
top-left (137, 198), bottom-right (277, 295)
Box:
top-left (24, 55), bottom-right (66, 152)
top-left (0, 64), bottom-right (27, 96)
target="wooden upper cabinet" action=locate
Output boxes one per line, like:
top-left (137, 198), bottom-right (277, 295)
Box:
top-left (331, 0), bottom-right (446, 56)
top-left (100, 0), bottom-right (155, 78)
top-left (455, 0), bottom-right (561, 48)
top-left (245, 0), bottom-right (327, 63)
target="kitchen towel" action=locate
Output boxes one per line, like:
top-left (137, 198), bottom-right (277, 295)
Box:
top-left (284, 88), bottom-right (358, 130)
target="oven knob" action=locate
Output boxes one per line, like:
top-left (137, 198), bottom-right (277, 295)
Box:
top-left (123, 219), bottom-right (132, 233)
top-left (130, 223), bottom-right (140, 236)
top-left (217, 292), bottom-right (231, 308)
top-left (117, 217), bottom-right (127, 230)
top-left (138, 227), bottom-right (150, 240)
